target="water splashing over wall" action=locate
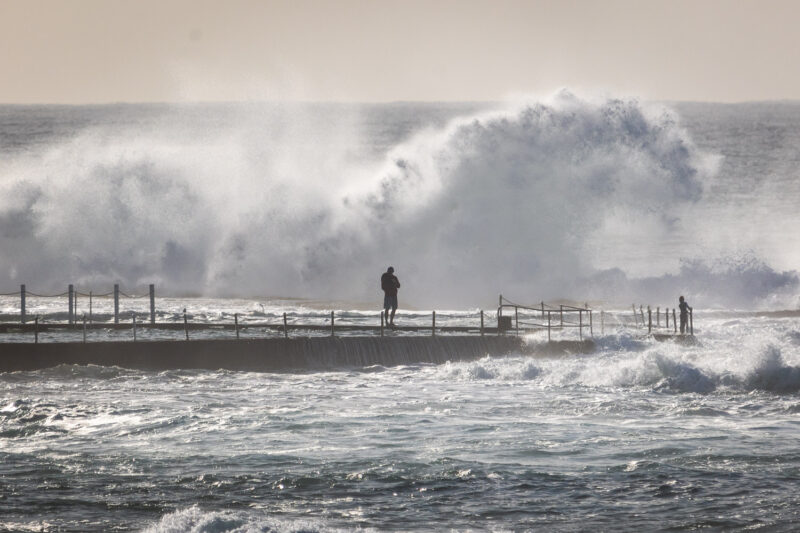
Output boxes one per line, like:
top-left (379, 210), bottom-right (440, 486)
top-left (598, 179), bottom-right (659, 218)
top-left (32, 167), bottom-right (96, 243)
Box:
top-left (0, 94), bottom-right (796, 308)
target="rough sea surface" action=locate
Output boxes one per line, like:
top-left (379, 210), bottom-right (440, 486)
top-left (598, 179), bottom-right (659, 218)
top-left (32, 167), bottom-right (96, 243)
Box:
top-left (2, 309), bottom-right (800, 531)
top-left (1, 98), bottom-right (800, 531)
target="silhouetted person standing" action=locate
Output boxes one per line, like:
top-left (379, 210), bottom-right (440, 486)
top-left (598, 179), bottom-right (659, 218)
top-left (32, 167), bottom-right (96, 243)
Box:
top-left (381, 266), bottom-right (400, 327)
top-left (679, 295), bottom-right (692, 334)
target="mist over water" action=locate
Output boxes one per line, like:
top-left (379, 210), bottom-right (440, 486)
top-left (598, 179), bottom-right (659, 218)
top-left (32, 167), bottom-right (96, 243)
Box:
top-left (0, 93), bottom-right (798, 309)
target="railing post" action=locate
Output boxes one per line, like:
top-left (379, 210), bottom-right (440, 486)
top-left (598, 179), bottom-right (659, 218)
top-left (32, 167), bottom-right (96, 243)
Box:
top-left (480, 310), bottom-right (484, 337)
top-left (589, 309), bottom-right (593, 337)
top-left (235, 313), bottom-right (240, 340)
top-left (132, 313), bottom-right (137, 342)
top-left (183, 308), bottom-right (189, 341)
top-left (560, 305), bottom-right (564, 327)
top-left (114, 284), bottom-right (120, 325)
top-left (579, 310), bottom-right (583, 340)
top-left (331, 310), bottom-right (335, 337)
top-left (89, 291), bottom-right (93, 324)
top-left (648, 306), bottom-right (652, 333)
top-left (83, 313), bottom-right (87, 343)
top-left (666, 308), bottom-right (669, 329)
top-left (68, 284), bottom-right (74, 326)
top-left (432, 311), bottom-right (436, 337)
top-left (380, 310), bottom-right (384, 337)
top-left (497, 295), bottom-right (503, 337)
top-left (673, 309), bottom-right (677, 333)
top-left (283, 312), bottom-right (288, 339)
top-left (149, 284), bottom-right (156, 324)
top-left (515, 306), bottom-right (519, 336)
top-left (34, 315), bottom-right (39, 344)
top-left (20, 284), bottom-right (26, 324)
top-left (656, 307), bottom-right (660, 327)
top-left (690, 308), bottom-right (694, 335)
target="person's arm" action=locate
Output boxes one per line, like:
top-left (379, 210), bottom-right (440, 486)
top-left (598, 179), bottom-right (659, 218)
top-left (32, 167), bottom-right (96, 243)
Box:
top-left (395, 277), bottom-right (401, 288)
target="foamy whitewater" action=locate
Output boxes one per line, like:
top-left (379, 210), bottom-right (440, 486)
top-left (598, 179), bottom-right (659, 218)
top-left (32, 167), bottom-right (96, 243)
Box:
top-left (1, 94), bottom-right (800, 530)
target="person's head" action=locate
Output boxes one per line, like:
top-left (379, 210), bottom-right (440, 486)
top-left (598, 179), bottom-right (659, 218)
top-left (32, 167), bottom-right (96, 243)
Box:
top-left (387, 266), bottom-right (394, 273)
top-left (679, 295), bottom-right (684, 302)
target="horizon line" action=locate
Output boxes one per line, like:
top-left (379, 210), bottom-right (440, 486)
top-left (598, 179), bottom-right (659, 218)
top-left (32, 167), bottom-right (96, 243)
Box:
top-left (2, 97), bottom-right (800, 107)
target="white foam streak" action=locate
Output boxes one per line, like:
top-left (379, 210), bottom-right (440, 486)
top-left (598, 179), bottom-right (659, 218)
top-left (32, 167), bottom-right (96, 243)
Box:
top-left (428, 313), bottom-right (800, 396)
top-left (141, 505), bottom-right (338, 533)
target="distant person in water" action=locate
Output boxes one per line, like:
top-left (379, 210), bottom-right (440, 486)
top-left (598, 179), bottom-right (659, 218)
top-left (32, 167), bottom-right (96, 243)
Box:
top-left (381, 266), bottom-right (401, 327)
top-left (679, 296), bottom-right (692, 334)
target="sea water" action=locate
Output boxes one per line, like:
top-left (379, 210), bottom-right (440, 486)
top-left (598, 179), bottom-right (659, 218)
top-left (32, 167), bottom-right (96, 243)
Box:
top-left (1, 95), bottom-right (800, 531)
top-left (2, 311), bottom-right (800, 531)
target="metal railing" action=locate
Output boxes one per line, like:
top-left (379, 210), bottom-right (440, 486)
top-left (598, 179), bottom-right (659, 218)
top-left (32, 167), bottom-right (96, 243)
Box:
top-left (630, 304), bottom-right (694, 335)
top-left (497, 295), bottom-right (592, 340)
top-left (1, 287), bottom-right (599, 344)
top-left (4, 283), bottom-right (155, 325)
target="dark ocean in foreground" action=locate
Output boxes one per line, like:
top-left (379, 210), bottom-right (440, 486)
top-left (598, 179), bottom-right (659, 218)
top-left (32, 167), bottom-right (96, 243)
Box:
top-left (1, 96), bottom-right (800, 531)
top-left (2, 310), bottom-right (800, 532)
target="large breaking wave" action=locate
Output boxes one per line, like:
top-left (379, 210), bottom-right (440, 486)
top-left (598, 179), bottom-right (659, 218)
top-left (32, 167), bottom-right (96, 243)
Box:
top-left (0, 92), bottom-right (796, 307)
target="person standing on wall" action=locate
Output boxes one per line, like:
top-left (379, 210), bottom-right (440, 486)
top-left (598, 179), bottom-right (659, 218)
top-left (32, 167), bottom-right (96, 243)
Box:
top-left (679, 295), bottom-right (692, 334)
top-left (381, 266), bottom-right (401, 328)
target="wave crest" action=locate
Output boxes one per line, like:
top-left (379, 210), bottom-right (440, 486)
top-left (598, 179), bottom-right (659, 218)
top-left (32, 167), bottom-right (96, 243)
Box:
top-left (3, 95), bottom-right (797, 308)
top-left (743, 345), bottom-right (800, 394)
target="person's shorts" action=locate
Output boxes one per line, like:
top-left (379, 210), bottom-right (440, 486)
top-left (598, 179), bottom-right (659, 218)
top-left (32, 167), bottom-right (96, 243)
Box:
top-left (384, 294), bottom-right (398, 310)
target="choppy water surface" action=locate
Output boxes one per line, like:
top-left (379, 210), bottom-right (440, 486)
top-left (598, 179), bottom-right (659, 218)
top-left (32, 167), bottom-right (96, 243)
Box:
top-left (2, 310), bottom-right (800, 531)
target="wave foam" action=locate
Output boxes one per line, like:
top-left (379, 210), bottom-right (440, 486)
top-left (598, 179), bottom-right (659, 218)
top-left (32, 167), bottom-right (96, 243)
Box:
top-left (652, 354), bottom-right (716, 394)
top-left (743, 346), bottom-right (800, 394)
top-left (1, 95), bottom-right (796, 308)
top-left (434, 330), bottom-right (800, 396)
top-left (142, 506), bottom-right (344, 533)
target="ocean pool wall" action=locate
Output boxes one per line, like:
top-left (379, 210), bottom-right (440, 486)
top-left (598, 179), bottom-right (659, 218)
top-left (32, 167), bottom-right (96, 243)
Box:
top-left (0, 336), bottom-right (596, 372)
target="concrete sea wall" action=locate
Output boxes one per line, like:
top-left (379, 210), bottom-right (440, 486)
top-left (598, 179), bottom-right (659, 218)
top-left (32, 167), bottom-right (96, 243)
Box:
top-left (0, 336), bottom-right (596, 372)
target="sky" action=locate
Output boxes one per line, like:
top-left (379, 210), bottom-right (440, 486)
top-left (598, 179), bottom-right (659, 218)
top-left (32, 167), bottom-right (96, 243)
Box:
top-left (1, 0), bottom-right (799, 104)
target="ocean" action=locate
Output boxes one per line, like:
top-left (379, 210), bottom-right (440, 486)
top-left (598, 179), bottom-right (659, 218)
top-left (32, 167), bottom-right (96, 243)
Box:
top-left (1, 94), bottom-right (800, 531)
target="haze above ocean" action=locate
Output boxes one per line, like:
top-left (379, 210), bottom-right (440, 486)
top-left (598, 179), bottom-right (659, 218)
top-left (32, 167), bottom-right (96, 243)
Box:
top-left (1, 96), bottom-right (800, 532)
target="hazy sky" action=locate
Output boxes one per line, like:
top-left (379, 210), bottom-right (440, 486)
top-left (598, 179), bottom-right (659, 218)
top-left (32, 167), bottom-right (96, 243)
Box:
top-left (2, 0), bottom-right (798, 104)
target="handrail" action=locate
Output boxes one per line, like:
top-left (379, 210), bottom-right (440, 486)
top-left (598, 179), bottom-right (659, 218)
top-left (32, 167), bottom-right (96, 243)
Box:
top-left (497, 295), bottom-right (592, 340)
top-left (1, 289), bottom-right (598, 341)
top-left (498, 295), bottom-right (588, 313)
top-left (628, 303), bottom-right (694, 336)
top-left (3, 284), bottom-right (158, 326)
top-left (499, 296), bottom-right (558, 312)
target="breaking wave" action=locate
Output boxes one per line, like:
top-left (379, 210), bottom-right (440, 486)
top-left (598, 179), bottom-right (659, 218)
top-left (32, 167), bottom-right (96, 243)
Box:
top-left (740, 345), bottom-right (800, 394)
top-left (436, 337), bottom-right (800, 395)
top-left (142, 506), bottom-right (342, 533)
top-left (0, 93), bottom-right (797, 307)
